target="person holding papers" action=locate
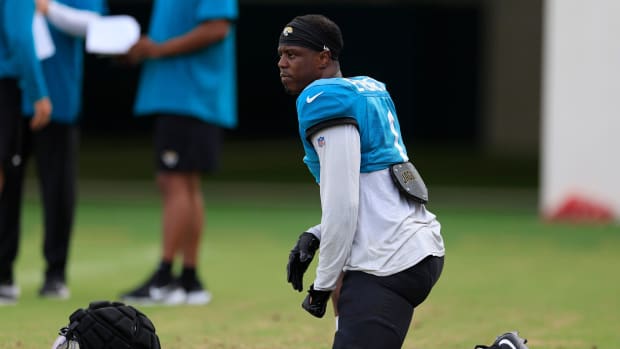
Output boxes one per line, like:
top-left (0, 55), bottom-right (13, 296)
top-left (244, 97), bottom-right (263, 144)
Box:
top-left (120, 0), bottom-right (238, 306)
top-left (0, 0), bottom-right (52, 305)
top-left (0, 0), bottom-right (105, 303)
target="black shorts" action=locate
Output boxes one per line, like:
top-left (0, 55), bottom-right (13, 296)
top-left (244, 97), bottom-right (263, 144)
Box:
top-left (333, 255), bottom-right (444, 349)
top-left (0, 79), bottom-right (22, 167)
top-left (153, 114), bottom-right (222, 173)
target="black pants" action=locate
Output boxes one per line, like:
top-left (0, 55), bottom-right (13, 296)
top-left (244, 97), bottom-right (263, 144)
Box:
top-left (0, 79), bottom-right (21, 172)
top-left (0, 92), bottom-right (78, 284)
top-left (0, 78), bottom-right (22, 283)
top-left (333, 255), bottom-right (444, 349)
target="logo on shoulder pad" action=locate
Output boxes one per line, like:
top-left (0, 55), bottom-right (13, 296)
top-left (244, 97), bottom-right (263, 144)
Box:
top-left (306, 91), bottom-right (324, 103)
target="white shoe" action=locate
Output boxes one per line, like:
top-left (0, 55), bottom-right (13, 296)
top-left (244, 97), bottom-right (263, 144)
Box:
top-left (120, 270), bottom-right (177, 305)
top-left (39, 279), bottom-right (70, 300)
top-left (181, 278), bottom-right (212, 305)
top-left (0, 283), bottom-right (20, 305)
top-left (186, 289), bottom-right (212, 305)
top-left (160, 285), bottom-right (187, 305)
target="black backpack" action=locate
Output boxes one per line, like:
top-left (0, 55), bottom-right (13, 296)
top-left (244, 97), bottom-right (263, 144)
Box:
top-left (55, 301), bottom-right (161, 349)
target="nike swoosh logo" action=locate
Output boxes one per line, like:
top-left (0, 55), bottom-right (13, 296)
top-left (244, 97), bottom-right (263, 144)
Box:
top-left (306, 91), bottom-right (324, 103)
top-left (498, 339), bottom-right (517, 349)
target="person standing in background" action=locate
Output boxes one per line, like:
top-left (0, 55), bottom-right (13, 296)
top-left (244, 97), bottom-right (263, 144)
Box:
top-left (1, 0), bottom-right (105, 302)
top-left (0, 0), bottom-right (52, 304)
top-left (120, 0), bottom-right (238, 306)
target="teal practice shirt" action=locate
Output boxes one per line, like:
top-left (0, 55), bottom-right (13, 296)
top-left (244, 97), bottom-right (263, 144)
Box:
top-left (134, 0), bottom-right (238, 129)
top-left (0, 0), bottom-right (48, 105)
top-left (22, 0), bottom-right (106, 123)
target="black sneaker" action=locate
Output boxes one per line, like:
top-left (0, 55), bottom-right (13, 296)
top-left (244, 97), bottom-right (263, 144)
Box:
top-left (0, 282), bottom-right (20, 305)
top-left (39, 278), bottom-right (70, 299)
top-left (475, 331), bottom-right (529, 349)
top-left (181, 278), bottom-right (212, 305)
top-left (120, 269), bottom-right (180, 305)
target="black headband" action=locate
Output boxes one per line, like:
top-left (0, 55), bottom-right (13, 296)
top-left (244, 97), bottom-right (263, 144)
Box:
top-left (279, 17), bottom-right (341, 60)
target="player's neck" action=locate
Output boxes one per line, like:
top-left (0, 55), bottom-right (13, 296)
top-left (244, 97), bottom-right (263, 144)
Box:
top-left (322, 64), bottom-right (342, 79)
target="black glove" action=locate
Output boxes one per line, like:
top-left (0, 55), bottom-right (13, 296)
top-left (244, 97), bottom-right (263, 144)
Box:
top-left (287, 232), bottom-right (320, 292)
top-left (302, 284), bottom-right (331, 318)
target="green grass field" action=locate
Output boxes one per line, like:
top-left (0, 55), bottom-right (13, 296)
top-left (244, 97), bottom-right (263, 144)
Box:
top-left (1, 180), bottom-right (618, 349)
top-left (1, 139), bottom-right (618, 348)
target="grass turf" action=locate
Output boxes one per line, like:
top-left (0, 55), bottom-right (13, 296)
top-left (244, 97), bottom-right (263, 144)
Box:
top-left (1, 180), bottom-right (618, 349)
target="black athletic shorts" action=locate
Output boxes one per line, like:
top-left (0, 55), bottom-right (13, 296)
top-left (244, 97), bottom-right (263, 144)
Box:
top-left (0, 78), bottom-right (22, 167)
top-left (153, 114), bottom-right (221, 173)
top-left (333, 255), bottom-right (444, 349)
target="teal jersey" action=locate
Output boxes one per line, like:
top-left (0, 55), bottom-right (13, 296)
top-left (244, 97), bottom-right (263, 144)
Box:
top-left (297, 76), bottom-right (409, 183)
top-left (22, 0), bottom-right (106, 123)
top-left (0, 0), bottom-right (48, 104)
top-left (134, 0), bottom-right (238, 128)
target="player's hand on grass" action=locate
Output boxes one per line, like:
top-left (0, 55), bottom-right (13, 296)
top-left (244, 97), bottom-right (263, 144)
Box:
top-left (287, 232), bottom-right (320, 291)
top-left (302, 284), bottom-right (331, 318)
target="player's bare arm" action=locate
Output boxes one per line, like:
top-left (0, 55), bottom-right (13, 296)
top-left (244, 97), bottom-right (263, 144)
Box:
top-left (127, 20), bottom-right (230, 64)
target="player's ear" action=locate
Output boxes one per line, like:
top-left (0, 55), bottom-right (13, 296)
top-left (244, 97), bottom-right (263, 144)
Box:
top-left (318, 50), bottom-right (331, 68)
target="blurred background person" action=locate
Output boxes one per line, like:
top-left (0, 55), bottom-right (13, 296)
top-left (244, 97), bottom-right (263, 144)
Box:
top-left (0, 0), bottom-right (52, 304)
top-left (120, 0), bottom-right (238, 306)
top-left (1, 0), bottom-right (105, 302)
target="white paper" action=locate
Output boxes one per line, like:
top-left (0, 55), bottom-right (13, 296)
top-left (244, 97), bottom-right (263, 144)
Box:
top-left (86, 15), bottom-right (140, 55)
top-left (33, 13), bottom-right (55, 60)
